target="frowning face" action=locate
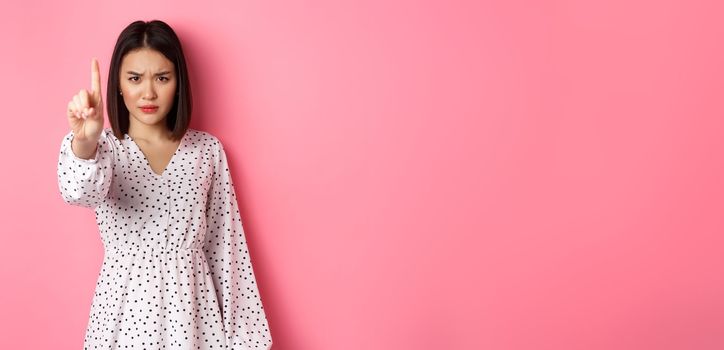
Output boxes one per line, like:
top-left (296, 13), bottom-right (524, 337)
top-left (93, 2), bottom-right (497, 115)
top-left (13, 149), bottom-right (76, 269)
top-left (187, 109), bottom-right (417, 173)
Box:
top-left (119, 48), bottom-right (177, 127)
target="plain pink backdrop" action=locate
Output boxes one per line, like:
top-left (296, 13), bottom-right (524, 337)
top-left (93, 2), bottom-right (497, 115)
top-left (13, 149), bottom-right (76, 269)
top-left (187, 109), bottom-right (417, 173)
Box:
top-left (2, 0), bottom-right (724, 349)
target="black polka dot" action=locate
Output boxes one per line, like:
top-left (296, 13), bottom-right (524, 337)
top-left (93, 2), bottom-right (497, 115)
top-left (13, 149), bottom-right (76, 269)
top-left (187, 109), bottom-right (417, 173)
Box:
top-left (57, 127), bottom-right (272, 349)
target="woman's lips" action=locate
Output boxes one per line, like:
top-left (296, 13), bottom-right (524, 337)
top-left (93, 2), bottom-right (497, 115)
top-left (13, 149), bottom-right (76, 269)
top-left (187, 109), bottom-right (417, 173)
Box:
top-left (140, 106), bottom-right (159, 113)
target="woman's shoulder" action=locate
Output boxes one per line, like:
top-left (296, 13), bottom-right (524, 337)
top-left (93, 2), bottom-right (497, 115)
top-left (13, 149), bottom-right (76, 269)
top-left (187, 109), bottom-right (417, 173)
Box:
top-left (185, 128), bottom-right (223, 149)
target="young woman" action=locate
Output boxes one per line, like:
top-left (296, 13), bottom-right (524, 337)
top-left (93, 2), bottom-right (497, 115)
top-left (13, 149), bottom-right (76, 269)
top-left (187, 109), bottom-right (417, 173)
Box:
top-left (58, 20), bottom-right (273, 349)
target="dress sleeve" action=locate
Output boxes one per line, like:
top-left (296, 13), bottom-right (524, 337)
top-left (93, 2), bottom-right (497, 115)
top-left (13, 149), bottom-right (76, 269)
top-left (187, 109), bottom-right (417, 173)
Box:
top-left (56, 128), bottom-right (114, 208)
top-left (203, 141), bottom-right (273, 350)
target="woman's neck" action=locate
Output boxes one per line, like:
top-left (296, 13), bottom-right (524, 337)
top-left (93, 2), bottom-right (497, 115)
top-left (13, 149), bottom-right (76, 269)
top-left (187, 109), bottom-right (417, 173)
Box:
top-left (128, 121), bottom-right (171, 142)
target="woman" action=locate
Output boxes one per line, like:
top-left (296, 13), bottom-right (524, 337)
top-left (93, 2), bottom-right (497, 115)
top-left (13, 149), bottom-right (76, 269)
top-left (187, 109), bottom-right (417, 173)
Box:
top-left (58, 20), bottom-right (273, 349)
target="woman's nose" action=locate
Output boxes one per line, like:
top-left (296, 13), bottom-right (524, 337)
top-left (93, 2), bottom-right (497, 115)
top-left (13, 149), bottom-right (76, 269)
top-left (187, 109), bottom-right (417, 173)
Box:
top-left (142, 82), bottom-right (157, 99)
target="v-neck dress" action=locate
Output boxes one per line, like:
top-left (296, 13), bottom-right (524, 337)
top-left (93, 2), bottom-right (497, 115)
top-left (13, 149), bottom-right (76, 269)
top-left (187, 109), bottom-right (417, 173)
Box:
top-left (56, 127), bottom-right (273, 349)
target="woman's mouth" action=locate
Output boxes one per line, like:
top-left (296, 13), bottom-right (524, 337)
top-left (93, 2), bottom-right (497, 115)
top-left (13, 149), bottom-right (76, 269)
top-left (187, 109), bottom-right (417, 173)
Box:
top-left (140, 106), bottom-right (159, 113)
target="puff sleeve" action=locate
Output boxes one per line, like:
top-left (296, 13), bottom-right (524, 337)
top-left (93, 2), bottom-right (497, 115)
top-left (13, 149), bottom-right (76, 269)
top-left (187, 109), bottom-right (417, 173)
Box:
top-left (56, 128), bottom-right (114, 208)
top-left (203, 140), bottom-right (273, 349)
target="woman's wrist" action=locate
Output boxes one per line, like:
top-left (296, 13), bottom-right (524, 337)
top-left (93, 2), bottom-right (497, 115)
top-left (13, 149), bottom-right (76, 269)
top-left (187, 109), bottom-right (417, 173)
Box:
top-left (71, 137), bottom-right (99, 160)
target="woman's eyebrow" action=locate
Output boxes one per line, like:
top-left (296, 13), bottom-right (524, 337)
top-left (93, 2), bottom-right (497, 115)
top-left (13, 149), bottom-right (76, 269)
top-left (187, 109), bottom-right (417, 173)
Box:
top-left (125, 70), bottom-right (172, 76)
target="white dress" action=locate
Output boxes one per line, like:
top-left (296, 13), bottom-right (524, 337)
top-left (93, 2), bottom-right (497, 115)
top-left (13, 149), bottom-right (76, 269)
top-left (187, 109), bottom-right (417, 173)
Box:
top-left (57, 127), bottom-right (273, 349)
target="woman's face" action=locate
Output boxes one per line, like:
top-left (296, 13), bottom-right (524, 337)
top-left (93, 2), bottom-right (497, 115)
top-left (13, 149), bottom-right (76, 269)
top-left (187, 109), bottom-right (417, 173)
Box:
top-left (119, 48), bottom-right (177, 128)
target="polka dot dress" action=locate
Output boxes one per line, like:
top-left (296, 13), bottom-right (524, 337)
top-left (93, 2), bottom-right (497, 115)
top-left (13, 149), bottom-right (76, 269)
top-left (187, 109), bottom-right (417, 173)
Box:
top-left (57, 127), bottom-right (273, 349)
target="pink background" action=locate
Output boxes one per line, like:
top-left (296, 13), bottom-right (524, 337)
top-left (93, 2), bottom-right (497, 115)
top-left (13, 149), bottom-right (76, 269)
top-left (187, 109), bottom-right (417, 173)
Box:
top-left (1, 0), bottom-right (723, 349)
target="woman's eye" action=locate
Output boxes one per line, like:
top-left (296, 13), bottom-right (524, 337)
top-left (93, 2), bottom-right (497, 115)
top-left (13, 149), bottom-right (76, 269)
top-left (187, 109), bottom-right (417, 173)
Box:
top-left (128, 76), bottom-right (169, 82)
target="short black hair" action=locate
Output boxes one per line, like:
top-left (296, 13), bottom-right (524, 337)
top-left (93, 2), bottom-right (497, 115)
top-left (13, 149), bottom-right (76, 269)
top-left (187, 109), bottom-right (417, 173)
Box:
top-left (107, 20), bottom-right (192, 141)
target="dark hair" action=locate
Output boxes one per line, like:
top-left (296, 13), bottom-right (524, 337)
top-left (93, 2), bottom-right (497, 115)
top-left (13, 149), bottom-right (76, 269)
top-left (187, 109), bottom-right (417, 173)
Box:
top-left (107, 20), bottom-right (192, 141)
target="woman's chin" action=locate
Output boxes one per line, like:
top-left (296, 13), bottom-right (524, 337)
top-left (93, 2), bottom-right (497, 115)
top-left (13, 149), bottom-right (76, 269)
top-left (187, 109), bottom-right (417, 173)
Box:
top-left (130, 112), bottom-right (167, 126)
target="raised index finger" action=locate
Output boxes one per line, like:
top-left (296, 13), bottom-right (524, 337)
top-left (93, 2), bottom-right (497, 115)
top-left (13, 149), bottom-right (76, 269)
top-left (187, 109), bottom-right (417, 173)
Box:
top-left (91, 58), bottom-right (101, 95)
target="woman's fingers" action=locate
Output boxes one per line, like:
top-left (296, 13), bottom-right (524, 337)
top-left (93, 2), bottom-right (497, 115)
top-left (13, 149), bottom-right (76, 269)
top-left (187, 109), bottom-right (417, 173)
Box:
top-left (67, 101), bottom-right (76, 118)
top-left (79, 89), bottom-right (90, 110)
top-left (73, 97), bottom-right (88, 119)
top-left (68, 58), bottom-right (103, 134)
top-left (91, 58), bottom-right (102, 106)
top-left (73, 95), bottom-right (81, 114)
top-left (68, 101), bottom-right (83, 119)
top-left (91, 58), bottom-right (101, 95)
top-left (73, 94), bottom-right (83, 116)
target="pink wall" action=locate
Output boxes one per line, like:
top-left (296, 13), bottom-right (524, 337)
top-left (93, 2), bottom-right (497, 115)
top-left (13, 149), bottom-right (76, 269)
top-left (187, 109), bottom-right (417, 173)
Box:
top-left (1, 0), bottom-right (723, 349)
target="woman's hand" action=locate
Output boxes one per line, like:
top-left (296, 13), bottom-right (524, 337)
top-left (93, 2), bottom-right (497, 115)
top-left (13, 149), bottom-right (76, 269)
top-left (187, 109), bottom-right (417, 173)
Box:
top-left (67, 58), bottom-right (105, 142)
